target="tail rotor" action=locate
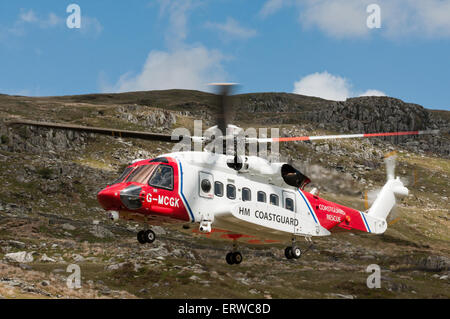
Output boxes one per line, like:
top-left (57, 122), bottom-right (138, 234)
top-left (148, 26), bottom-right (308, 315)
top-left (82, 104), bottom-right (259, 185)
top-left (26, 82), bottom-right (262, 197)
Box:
top-left (366, 151), bottom-right (409, 223)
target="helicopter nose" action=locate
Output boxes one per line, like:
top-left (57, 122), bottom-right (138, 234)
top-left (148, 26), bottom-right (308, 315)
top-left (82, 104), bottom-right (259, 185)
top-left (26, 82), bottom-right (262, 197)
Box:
top-left (97, 188), bottom-right (122, 210)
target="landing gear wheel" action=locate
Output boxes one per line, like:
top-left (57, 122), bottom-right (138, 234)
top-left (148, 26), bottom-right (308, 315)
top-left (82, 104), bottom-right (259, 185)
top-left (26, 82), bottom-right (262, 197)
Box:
top-left (144, 229), bottom-right (156, 244)
top-left (232, 252), bottom-right (243, 265)
top-left (291, 246), bottom-right (302, 259)
top-left (284, 246), bottom-right (293, 259)
top-left (137, 231), bottom-right (146, 244)
top-left (226, 252), bottom-right (235, 265)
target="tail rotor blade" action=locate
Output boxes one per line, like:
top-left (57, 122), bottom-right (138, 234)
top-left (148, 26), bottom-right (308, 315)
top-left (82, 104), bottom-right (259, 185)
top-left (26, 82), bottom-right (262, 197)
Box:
top-left (384, 151), bottom-right (397, 180)
top-left (400, 176), bottom-right (410, 187)
top-left (364, 190), bottom-right (369, 210)
top-left (368, 189), bottom-right (381, 204)
top-left (387, 206), bottom-right (401, 225)
top-left (400, 168), bottom-right (417, 187)
top-left (364, 188), bottom-right (381, 210)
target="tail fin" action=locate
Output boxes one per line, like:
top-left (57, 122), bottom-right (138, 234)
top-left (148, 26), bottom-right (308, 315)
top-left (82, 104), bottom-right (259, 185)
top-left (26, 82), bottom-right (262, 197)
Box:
top-left (367, 177), bottom-right (408, 220)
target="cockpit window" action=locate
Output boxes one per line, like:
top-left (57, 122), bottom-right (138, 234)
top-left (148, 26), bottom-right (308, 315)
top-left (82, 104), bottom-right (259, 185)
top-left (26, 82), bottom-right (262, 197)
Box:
top-left (148, 165), bottom-right (174, 190)
top-left (111, 166), bottom-right (134, 185)
top-left (125, 165), bottom-right (157, 184)
top-left (149, 157), bottom-right (169, 163)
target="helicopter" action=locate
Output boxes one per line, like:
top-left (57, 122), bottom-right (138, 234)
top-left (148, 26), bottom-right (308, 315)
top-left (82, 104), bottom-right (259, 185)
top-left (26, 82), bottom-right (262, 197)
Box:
top-left (8, 84), bottom-right (440, 265)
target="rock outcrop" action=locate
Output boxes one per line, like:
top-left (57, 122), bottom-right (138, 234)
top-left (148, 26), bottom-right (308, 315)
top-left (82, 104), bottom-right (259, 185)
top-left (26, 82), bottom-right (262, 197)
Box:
top-left (234, 95), bottom-right (449, 156)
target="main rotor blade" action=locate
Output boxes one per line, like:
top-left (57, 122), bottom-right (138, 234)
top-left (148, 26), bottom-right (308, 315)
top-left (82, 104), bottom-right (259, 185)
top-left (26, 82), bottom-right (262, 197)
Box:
top-left (256, 129), bottom-right (440, 143)
top-left (210, 83), bottom-right (237, 135)
top-left (7, 119), bottom-right (189, 142)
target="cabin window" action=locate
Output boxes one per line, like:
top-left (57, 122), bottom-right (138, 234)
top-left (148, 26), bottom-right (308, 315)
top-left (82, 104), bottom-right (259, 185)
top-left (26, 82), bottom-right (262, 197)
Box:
top-left (285, 198), bottom-right (294, 211)
top-left (201, 179), bottom-right (211, 193)
top-left (242, 188), bottom-right (251, 201)
top-left (148, 165), bottom-right (173, 190)
top-left (270, 194), bottom-right (279, 206)
top-left (257, 191), bottom-right (266, 203)
top-left (227, 184), bottom-right (236, 200)
top-left (214, 181), bottom-right (224, 197)
top-left (125, 165), bottom-right (157, 184)
top-left (199, 171), bottom-right (214, 199)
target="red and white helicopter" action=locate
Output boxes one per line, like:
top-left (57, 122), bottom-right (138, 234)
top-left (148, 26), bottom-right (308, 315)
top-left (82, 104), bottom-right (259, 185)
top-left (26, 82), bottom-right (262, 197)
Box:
top-left (9, 85), bottom-right (439, 265)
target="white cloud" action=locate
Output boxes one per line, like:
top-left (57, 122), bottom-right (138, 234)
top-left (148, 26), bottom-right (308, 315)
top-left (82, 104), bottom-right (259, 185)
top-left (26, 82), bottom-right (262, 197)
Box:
top-left (299, 0), bottom-right (369, 38)
top-left (1, 9), bottom-right (66, 43)
top-left (79, 16), bottom-right (103, 37)
top-left (104, 46), bottom-right (226, 92)
top-left (293, 71), bottom-right (385, 100)
top-left (18, 9), bottom-right (64, 29)
top-left (1, 9), bottom-right (102, 41)
top-left (206, 17), bottom-right (257, 40)
top-left (381, 0), bottom-right (450, 38)
top-left (259, 0), bottom-right (288, 18)
top-left (259, 0), bottom-right (450, 39)
top-left (19, 9), bottom-right (38, 23)
top-left (359, 89), bottom-right (386, 97)
top-left (106, 0), bottom-right (227, 93)
top-left (1, 10), bottom-right (46, 41)
top-left (47, 13), bottom-right (63, 27)
top-left (157, 0), bottom-right (199, 48)
top-left (293, 72), bottom-right (351, 101)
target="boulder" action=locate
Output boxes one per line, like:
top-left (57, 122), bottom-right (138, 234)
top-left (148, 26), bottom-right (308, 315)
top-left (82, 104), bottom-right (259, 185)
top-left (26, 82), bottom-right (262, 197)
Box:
top-left (89, 226), bottom-right (114, 238)
top-left (5, 251), bottom-right (34, 263)
top-left (62, 223), bottom-right (76, 231)
top-left (420, 256), bottom-right (450, 271)
top-left (72, 254), bottom-right (85, 262)
top-left (105, 262), bottom-right (127, 271)
top-left (7, 240), bottom-right (26, 249)
top-left (40, 254), bottom-right (56, 263)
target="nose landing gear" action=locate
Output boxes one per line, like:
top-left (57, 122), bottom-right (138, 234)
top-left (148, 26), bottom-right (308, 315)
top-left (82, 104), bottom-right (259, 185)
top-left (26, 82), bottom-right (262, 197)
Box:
top-left (226, 251), bottom-right (243, 265)
top-left (137, 229), bottom-right (156, 244)
top-left (137, 215), bottom-right (156, 244)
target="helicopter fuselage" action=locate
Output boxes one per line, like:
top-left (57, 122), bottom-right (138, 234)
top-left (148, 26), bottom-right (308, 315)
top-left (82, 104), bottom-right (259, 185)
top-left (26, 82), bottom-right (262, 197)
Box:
top-left (97, 152), bottom-right (384, 243)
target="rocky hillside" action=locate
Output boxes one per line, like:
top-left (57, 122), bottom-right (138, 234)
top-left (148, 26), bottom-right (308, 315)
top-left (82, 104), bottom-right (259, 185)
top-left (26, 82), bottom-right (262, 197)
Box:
top-left (0, 90), bottom-right (448, 299)
top-left (234, 94), bottom-right (449, 156)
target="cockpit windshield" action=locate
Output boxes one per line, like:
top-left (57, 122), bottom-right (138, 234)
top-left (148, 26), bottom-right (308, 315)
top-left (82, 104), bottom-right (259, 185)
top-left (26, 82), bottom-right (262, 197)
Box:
top-left (148, 165), bottom-right (173, 190)
top-left (124, 165), bottom-right (157, 184)
top-left (111, 166), bottom-right (134, 185)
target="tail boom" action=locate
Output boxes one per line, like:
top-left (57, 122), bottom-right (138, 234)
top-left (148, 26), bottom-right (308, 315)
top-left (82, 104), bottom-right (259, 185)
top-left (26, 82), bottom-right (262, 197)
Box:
top-left (368, 178), bottom-right (408, 220)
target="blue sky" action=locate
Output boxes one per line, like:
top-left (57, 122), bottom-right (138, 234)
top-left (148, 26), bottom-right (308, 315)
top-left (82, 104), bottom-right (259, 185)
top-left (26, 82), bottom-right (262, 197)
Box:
top-left (0, 0), bottom-right (449, 110)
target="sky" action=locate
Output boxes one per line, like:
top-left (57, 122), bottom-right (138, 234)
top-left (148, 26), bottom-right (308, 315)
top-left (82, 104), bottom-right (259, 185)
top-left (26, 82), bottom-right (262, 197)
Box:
top-left (0, 0), bottom-right (449, 110)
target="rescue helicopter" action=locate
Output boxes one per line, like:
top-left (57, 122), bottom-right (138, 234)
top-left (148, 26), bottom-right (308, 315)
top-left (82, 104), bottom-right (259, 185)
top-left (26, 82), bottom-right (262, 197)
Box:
top-left (8, 84), bottom-right (440, 265)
